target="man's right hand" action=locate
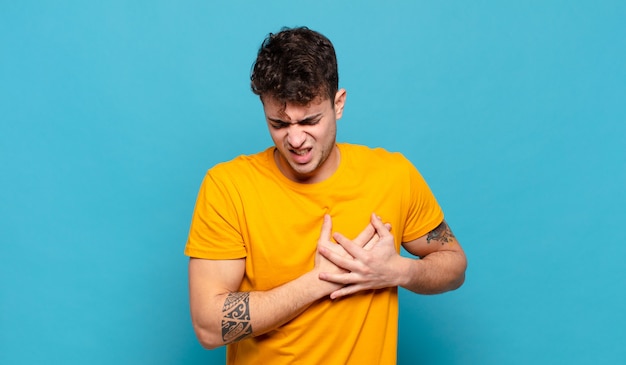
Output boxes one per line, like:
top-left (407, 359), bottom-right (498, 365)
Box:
top-left (314, 215), bottom-right (391, 296)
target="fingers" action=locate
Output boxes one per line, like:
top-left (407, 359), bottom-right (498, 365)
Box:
top-left (352, 223), bottom-right (376, 248)
top-left (335, 214), bottom-right (392, 252)
top-left (371, 213), bottom-right (392, 237)
top-left (324, 213), bottom-right (391, 247)
top-left (319, 238), bottom-right (361, 272)
top-left (362, 233), bottom-right (380, 250)
top-left (320, 270), bottom-right (363, 284)
top-left (320, 277), bottom-right (368, 300)
top-left (333, 232), bottom-right (366, 261)
top-left (330, 285), bottom-right (363, 300)
top-left (318, 214), bottom-right (332, 243)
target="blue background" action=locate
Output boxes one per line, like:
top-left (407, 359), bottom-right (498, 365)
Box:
top-left (1, 1), bottom-right (625, 364)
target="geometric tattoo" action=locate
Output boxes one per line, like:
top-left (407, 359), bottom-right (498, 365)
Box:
top-left (426, 220), bottom-right (456, 245)
top-left (221, 292), bottom-right (253, 344)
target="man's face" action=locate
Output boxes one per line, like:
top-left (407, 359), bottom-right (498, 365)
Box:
top-left (263, 89), bottom-right (346, 184)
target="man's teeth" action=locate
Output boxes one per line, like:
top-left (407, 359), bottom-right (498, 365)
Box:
top-left (292, 149), bottom-right (309, 156)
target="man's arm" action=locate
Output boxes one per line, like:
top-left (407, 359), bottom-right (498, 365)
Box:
top-left (188, 215), bottom-right (381, 349)
top-left (188, 258), bottom-right (333, 349)
top-left (397, 219), bottom-right (467, 294)
top-left (318, 214), bottom-right (467, 298)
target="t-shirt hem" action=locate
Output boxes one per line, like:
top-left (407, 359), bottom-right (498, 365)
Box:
top-left (402, 212), bottom-right (444, 243)
top-left (184, 247), bottom-right (247, 260)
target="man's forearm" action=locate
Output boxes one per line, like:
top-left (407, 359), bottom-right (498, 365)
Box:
top-left (397, 251), bottom-right (467, 295)
top-left (194, 270), bottom-right (336, 349)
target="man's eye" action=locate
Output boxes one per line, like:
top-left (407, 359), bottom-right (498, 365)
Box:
top-left (300, 119), bottom-right (320, 126)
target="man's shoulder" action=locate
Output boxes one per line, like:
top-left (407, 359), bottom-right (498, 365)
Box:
top-left (339, 143), bottom-right (410, 165)
top-left (208, 147), bottom-right (274, 174)
top-left (199, 148), bottom-right (276, 191)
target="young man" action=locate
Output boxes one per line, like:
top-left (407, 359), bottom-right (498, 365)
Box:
top-left (185, 27), bottom-right (467, 364)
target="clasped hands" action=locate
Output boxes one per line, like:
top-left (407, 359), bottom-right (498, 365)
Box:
top-left (315, 213), bottom-right (406, 300)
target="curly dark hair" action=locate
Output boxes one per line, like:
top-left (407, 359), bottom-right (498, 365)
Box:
top-left (250, 27), bottom-right (339, 106)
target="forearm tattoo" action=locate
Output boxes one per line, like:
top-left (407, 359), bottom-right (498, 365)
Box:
top-left (221, 292), bottom-right (253, 343)
top-left (426, 220), bottom-right (456, 245)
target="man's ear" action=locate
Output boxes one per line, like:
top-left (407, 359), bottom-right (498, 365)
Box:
top-left (334, 88), bottom-right (347, 120)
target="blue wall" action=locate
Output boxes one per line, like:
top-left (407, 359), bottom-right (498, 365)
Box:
top-left (1, 1), bottom-right (624, 364)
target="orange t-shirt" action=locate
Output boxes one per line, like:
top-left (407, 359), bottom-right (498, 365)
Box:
top-left (185, 143), bottom-right (443, 364)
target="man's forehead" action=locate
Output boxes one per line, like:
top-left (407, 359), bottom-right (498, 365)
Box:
top-left (262, 95), bottom-right (331, 118)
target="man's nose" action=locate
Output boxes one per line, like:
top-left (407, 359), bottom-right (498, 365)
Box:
top-left (287, 125), bottom-right (306, 147)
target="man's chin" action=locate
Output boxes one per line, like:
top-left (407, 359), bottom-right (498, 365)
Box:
top-left (287, 163), bottom-right (319, 182)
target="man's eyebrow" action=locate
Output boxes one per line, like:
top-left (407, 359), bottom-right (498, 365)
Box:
top-left (268, 113), bottom-right (323, 125)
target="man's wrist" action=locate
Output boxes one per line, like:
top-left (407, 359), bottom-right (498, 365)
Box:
top-left (305, 269), bottom-right (341, 299)
top-left (396, 256), bottom-right (419, 288)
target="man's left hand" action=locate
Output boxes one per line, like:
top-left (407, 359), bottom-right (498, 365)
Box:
top-left (318, 213), bottom-right (406, 299)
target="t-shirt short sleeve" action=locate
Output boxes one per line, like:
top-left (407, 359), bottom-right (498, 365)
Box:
top-left (400, 156), bottom-right (444, 242)
top-left (184, 170), bottom-right (247, 259)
